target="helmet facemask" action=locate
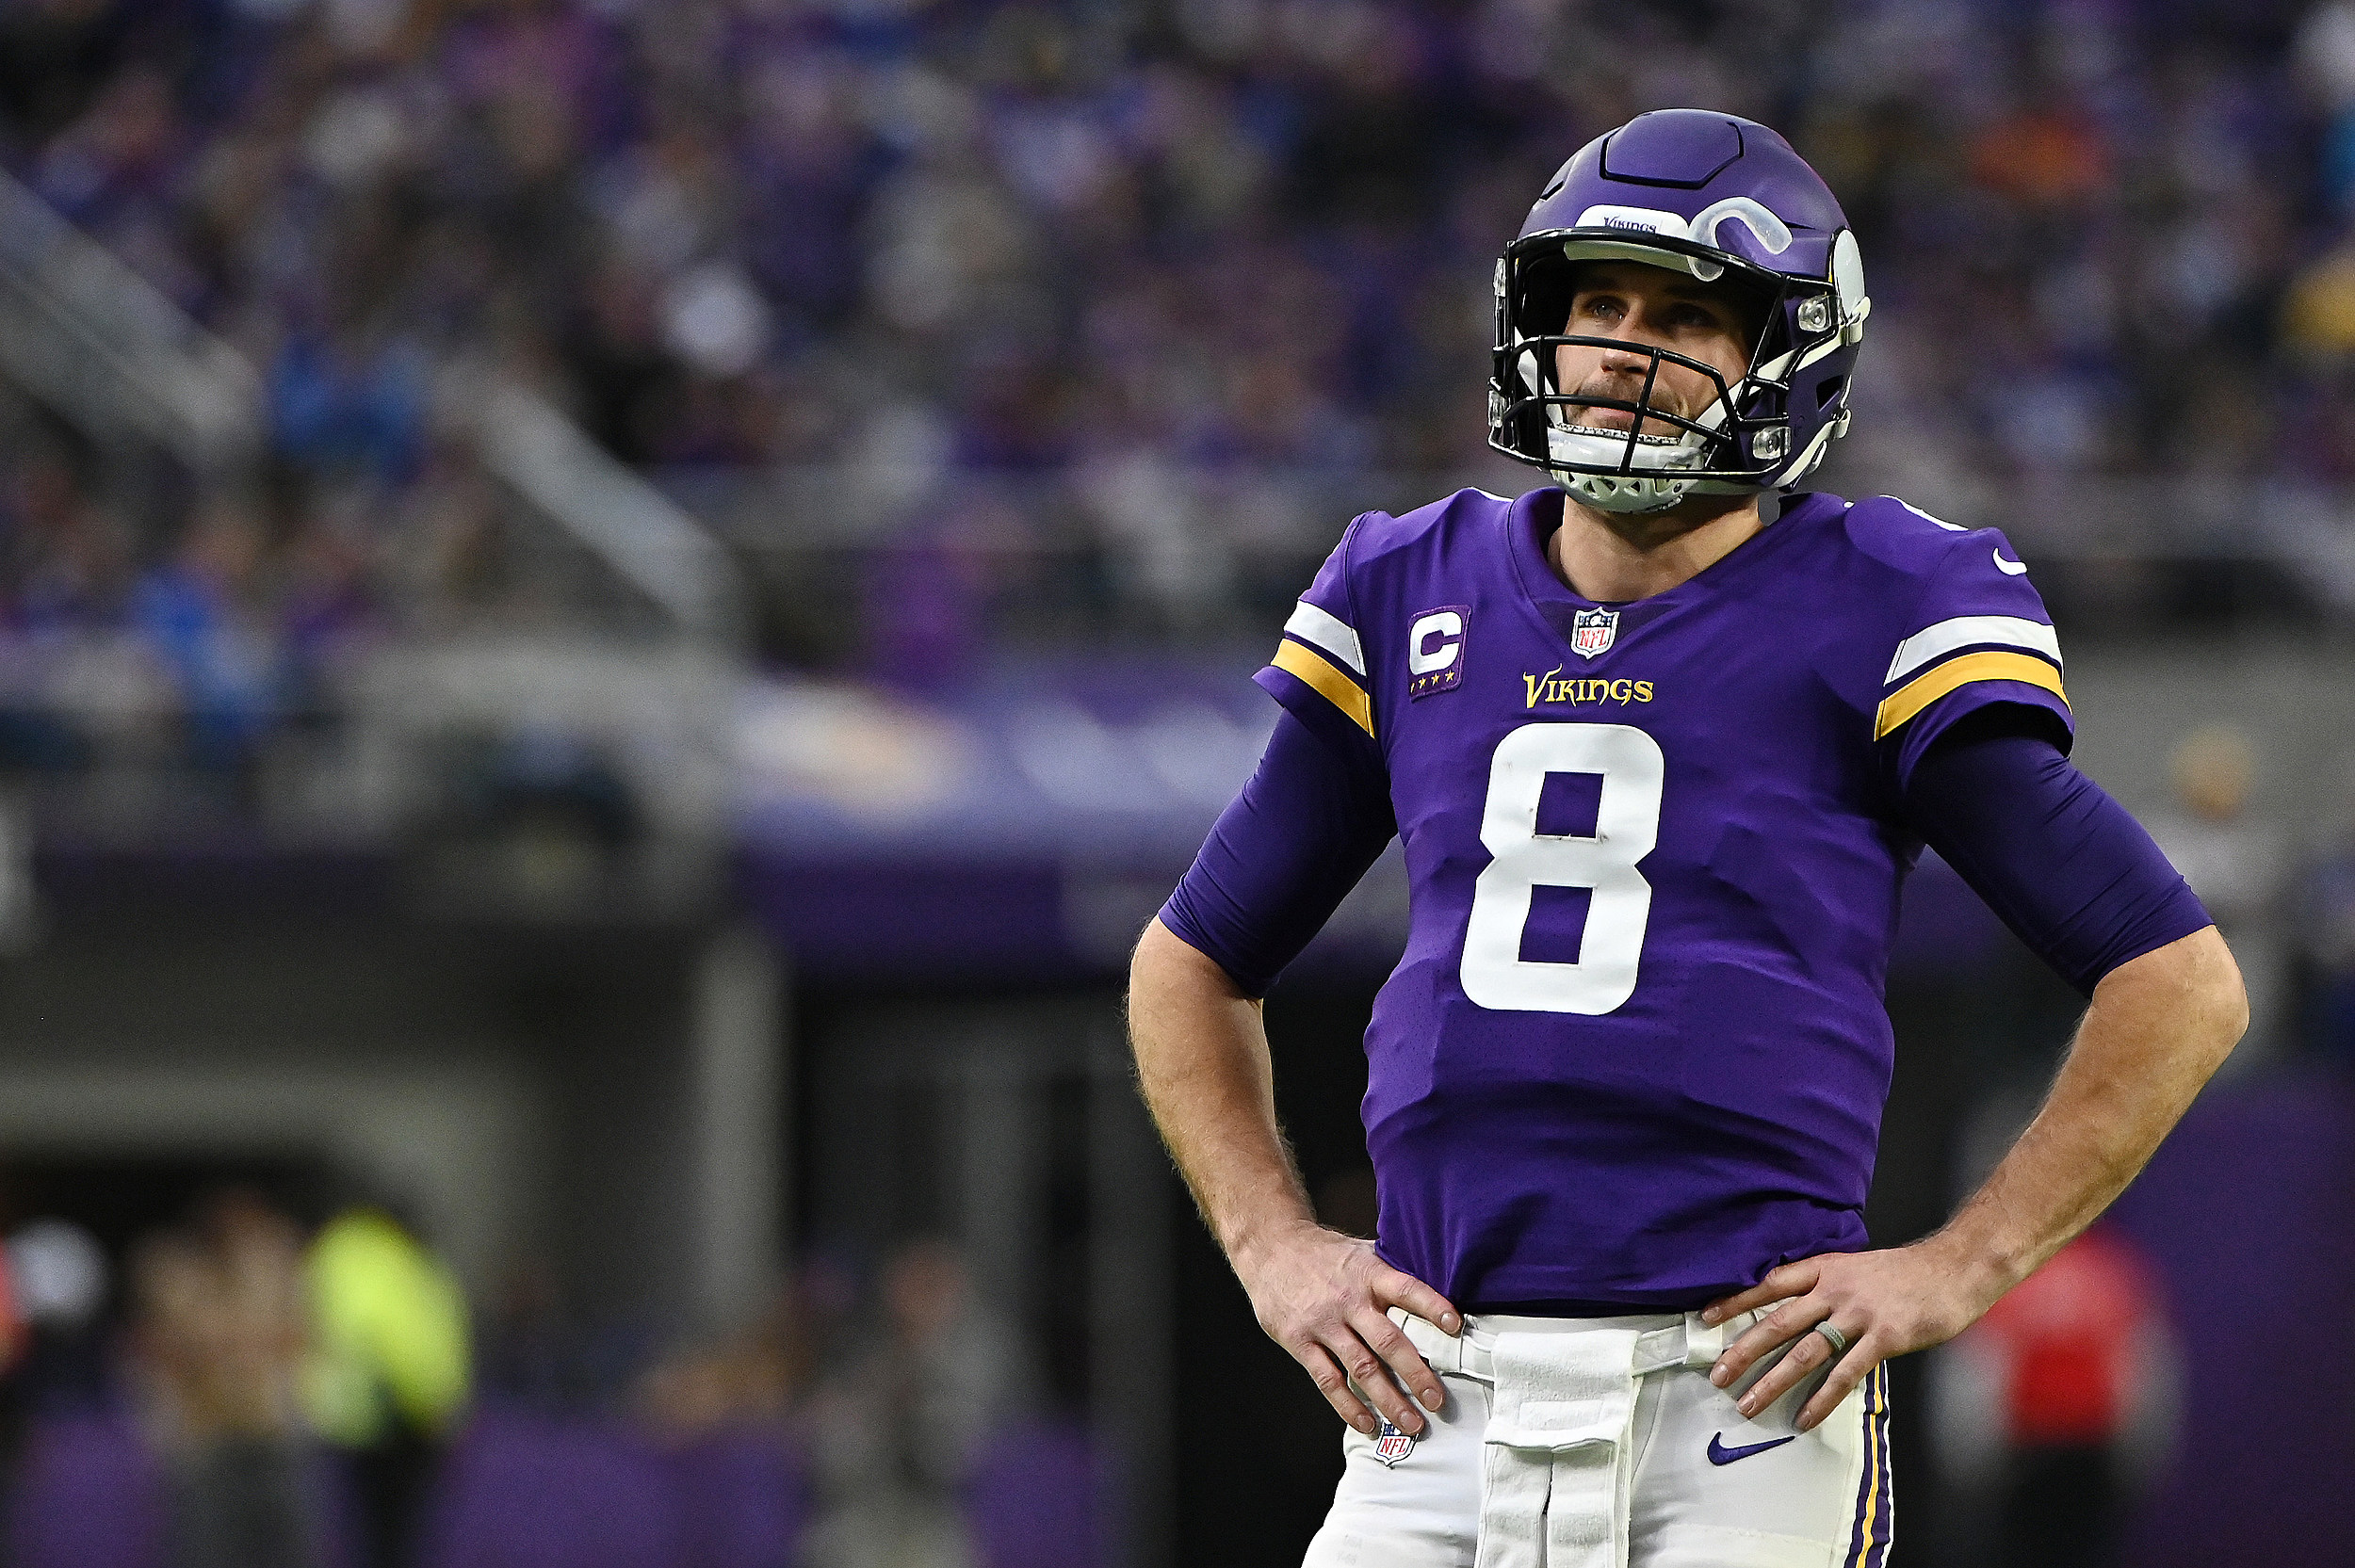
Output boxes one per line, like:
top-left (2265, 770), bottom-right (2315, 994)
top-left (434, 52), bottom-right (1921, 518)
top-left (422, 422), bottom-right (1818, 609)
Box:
top-left (1489, 234), bottom-right (1850, 514)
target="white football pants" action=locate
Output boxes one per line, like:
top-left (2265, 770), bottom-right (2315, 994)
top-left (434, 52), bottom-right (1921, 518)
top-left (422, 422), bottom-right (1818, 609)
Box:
top-left (1303, 1309), bottom-right (1892, 1568)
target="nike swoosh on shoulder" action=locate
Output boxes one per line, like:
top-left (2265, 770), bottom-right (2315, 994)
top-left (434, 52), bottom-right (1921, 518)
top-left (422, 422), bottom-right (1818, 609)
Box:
top-left (1992, 549), bottom-right (2028, 575)
top-left (1707, 1432), bottom-right (1798, 1465)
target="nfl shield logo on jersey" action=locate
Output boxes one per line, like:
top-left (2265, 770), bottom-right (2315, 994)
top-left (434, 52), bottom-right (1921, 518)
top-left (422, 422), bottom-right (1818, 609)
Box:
top-left (1570, 606), bottom-right (1619, 659)
top-left (1372, 1420), bottom-right (1416, 1466)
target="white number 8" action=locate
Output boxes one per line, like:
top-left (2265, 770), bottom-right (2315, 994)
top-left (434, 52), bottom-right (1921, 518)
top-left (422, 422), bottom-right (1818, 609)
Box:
top-left (1460, 722), bottom-right (1664, 1014)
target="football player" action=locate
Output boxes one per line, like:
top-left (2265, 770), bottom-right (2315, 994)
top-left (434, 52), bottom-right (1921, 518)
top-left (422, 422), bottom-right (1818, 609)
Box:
top-left (1129, 109), bottom-right (2245, 1567)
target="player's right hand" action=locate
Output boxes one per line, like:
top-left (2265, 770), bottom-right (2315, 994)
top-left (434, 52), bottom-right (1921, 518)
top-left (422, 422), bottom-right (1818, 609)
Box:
top-left (1233, 1220), bottom-right (1461, 1437)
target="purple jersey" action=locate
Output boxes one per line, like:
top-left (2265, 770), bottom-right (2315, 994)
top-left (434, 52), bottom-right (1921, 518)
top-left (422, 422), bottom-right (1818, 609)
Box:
top-left (1255, 487), bottom-right (2073, 1311)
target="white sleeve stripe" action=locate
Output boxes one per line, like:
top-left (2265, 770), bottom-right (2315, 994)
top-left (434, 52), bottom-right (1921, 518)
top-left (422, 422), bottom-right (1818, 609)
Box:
top-left (1888, 496), bottom-right (1968, 532)
top-left (1885, 615), bottom-right (2062, 684)
top-left (1285, 601), bottom-right (1365, 675)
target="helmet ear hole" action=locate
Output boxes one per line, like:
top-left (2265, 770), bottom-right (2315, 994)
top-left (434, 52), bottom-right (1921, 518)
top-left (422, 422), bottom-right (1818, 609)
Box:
top-left (1815, 376), bottom-right (1846, 412)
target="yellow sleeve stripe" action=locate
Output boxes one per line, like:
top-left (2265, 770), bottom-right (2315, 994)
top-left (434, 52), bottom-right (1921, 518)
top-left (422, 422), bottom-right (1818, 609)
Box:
top-left (1271, 639), bottom-right (1375, 738)
top-left (1875, 650), bottom-right (2068, 740)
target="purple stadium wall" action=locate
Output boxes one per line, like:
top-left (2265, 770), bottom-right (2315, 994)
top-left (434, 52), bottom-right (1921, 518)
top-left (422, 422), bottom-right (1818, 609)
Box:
top-left (2109, 1070), bottom-right (2355, 1567)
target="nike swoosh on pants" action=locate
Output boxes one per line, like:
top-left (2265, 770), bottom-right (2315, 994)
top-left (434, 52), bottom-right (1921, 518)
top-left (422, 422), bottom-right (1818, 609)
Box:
top-left (1706, 1431), bottom-right (1797, 1465)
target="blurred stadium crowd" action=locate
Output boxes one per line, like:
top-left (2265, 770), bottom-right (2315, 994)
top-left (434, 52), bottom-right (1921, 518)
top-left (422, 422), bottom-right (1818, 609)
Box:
top-left (0, 1193), bottom-right (1055, 1568)
top-left (0, 0), bottom-right (2346, 476)
top-left (5, 0), bottom-right (2355, 678)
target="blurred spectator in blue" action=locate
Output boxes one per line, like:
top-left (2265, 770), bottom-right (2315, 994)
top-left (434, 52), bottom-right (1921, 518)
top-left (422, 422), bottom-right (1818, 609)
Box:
top-left (269, 331), bottom-right (430, 488)
top-left (131, 502), bottom-right (285, 777)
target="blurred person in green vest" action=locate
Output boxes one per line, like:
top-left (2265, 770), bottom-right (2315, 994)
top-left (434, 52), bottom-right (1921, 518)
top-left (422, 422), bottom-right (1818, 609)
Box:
top-left (302, 1204), bottom-right (470, 1568)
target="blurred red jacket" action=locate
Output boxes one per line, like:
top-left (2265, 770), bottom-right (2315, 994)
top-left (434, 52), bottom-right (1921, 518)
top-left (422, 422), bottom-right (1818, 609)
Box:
top-left (1972, 1224), bottom-right (2160, 1447)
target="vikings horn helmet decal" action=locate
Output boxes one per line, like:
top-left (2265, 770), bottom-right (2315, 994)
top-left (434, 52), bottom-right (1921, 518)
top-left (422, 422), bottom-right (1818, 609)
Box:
top-left (1488, 109), bottom-right (1871, 514)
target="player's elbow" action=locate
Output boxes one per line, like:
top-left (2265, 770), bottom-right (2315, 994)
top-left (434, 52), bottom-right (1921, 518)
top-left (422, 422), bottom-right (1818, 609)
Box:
top-left (1129, 915), bottom-right (1193, 1002)
top-left (2206, 934), bottom-right (2251, 1060)
top-left (2103, 924), bottom-right (2247, 1073)
top-left (1129, 917), bottom-right (1254, 1020)
top-left (2180, 923), bottom-right (2250, 1063)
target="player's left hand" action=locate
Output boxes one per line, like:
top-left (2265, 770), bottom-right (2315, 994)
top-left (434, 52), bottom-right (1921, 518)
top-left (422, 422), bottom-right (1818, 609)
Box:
top-left (1697, 1238), bottom-right (2003, 1432)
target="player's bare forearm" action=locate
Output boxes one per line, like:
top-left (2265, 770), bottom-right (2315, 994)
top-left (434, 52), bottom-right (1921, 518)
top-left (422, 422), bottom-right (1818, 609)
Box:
top-left (1127, 918), bottom-right (1313, 1257)
top-left (1702, 924), bottom-right (2245, 1430)
top-left (1128, 919), bottom-right (1460, 1436)
top-left (1930, 923), bottom-right (2244, 1292)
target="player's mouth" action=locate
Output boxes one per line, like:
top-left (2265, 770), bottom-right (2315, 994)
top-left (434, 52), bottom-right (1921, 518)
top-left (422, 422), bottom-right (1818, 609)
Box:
top-left (1565, 419), bottom-right (1687, 445)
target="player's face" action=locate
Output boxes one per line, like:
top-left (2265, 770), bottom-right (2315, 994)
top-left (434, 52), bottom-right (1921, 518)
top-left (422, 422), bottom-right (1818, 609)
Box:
top-left (1552, 262), bottom-right (1759, 442)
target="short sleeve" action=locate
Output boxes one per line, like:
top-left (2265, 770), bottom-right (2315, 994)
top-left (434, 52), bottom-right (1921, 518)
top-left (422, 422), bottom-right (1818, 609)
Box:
top-left (1252, 518), bottom-right (1386, 765)
top-left (1875, 529), bottom-right (2072, 790)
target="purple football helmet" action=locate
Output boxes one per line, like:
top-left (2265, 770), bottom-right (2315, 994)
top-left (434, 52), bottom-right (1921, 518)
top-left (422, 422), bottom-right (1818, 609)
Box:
top-left (1488, 108), bottom-right (1870, 513)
